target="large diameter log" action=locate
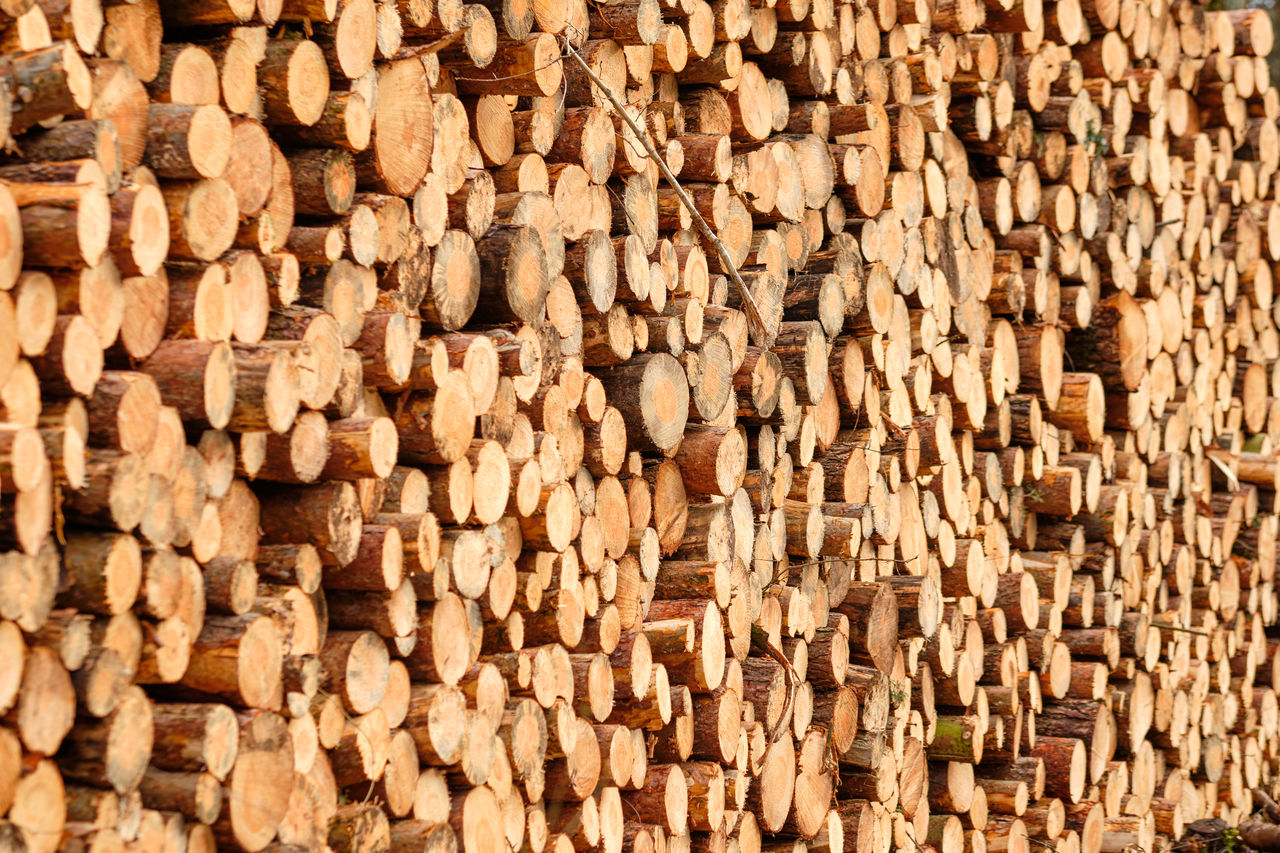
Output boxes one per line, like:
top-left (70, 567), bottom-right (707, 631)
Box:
top-left (11, 646), bottom-right (75, 755)
top-left (321, 416), bottom-right (399, 480)
top-left (450, 786), bottom-right (507, 853)
top-left (475, 224), bottom-right (549, 324)
top-left (61, 449), bottom-right (145, 534)
top-left (149, 703), bottom-right (240, 781)
top-left (928, 715), bottom-right (984, 763)
top-left (1222, 7), bottom-right (1275, 55)
top-left (1046, 373), bottom-right (1105, 443)
top-left (59, 532), bottom-right (141, 616)
top-left (600, 353), bottom-right (689, 453)
top-left (260, 38), bottom-right (330, 127)
top-left (646, 599), bottom-right (725, 691)
top-left (3, 42), bottom-right (93, 134)
top-left (180, 615), bottom-right (283, 711)
top-left (258, 481), bottom-right (364, 567)
top-left (423, 230), bottom-right (480, 331)
top-left (109, 179), bottom-right (170, 277)
top-left (138, 340), bottom-right (237, 430)
top-left (1066, 292), bottom-right (1147, 392)
top-left (1013, 324), bottom-right (1064, 411)
top-left (216, 710), bottom-right (294, 852)
top-left (395, 379), bottom-right (478, 466)
top-left (673, 425), bottom-right (746, 497)
top-left (623, 763), bottom-right (688, 836)
top-left (58, 683), bottom-right (153, 794)
top-left (26, 314), bottom-right (101, 397)
top-left (85, 370), bottom-right (162, 455)
top-left (1030, 737), bottom-right (1087, 804)
top-left (18, 178), bottom-right (112, 269)
top-left (319, 630), bottom-right (390, 715)
top-left (747, 733), bottom-right (796, 832)
top-left (144, 103), bottom-right (232, 179)
top-left (405, 592), bottom-right (473, 685)
top-left (355, 57), bottom-right (434, 195)
top-left (162, 178), bottom-right (239, 261)
top-left (836, 581), bottom-right (899, 673)
top-left (455, 33), bottom-right (564, 97)
top-left (881, 575), bottom-right (940, 639)
top-left (228, 343), bottom-right (301, 434)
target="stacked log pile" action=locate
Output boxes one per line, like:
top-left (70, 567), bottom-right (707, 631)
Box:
top-left (0, 0), bottom-right (1279, 850)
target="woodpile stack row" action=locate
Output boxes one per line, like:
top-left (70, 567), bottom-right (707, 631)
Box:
top-left (0, 0), bottom-right (1278, 850)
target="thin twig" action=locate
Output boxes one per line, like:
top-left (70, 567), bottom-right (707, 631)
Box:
top-left (750, 625), bottom-right (796, 745)
top-left (1149, 622), bottom-right (1209, 637)
top-left (561, 41), bottom-right (772, 346)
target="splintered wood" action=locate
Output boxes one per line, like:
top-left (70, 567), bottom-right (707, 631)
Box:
top-left (0, 0), bottom-right (1279, 850)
